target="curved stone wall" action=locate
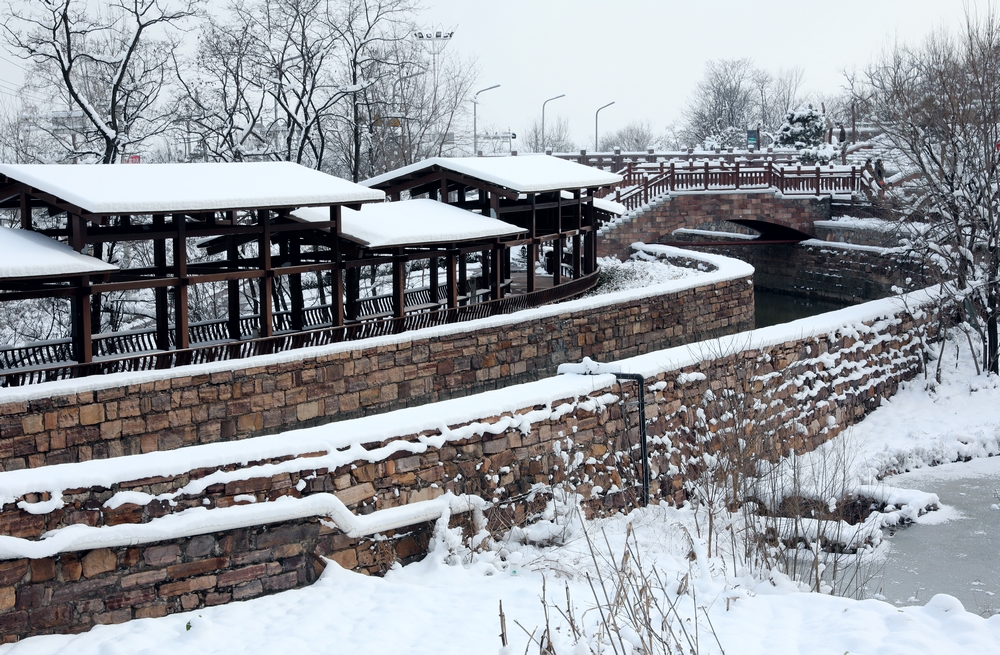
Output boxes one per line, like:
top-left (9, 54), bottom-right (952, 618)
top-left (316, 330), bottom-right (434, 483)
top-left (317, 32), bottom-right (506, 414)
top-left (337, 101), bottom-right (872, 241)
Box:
top-left (0, 252), bottom-right (754, 471)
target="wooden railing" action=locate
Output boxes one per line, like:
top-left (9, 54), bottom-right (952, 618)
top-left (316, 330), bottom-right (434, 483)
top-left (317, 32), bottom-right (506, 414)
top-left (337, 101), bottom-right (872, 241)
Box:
top-left (601, 161), bottom-right (870, 211)
top-left (0, 272), bottom-right (599, 387)
top-left (552, 147), bottom-right (803, 172)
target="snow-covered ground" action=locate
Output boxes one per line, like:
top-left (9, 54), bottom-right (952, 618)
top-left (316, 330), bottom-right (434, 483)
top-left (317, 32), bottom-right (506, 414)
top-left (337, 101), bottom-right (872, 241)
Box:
top-left (4, 333), bottom-right (1000, 654)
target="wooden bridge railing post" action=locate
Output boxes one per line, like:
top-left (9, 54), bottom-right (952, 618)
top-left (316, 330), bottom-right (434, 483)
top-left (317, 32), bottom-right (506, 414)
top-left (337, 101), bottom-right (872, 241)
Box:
top-left (703, 160), bottom-right (709, 190)
top-left (815, 165), bottom-right (821, 196)
top-left (734, 159), bottom-right (740, 189)
top-left (669, 162), bottom-right (675, 191)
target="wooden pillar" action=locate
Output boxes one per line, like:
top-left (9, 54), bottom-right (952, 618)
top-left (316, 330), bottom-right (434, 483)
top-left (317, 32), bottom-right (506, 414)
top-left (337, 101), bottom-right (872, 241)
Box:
top-left (553, 238), bottom-right (563, 286)
top-left (71, 275), bottom-right (93, 364)
top-left (527, 194), bottom-right (537, 293)
top-left (439, 178), bottom-right (448, 203)
top-left (346, 265), bottom-right (359, 321)
top-left (446, 250), bottom-right (458, 310)
top-left (290, 238), bottom-right (304, 330)
top-left (429, 256), bottom-right (439, 304)
top-left (491, 242), bottom-right (502, 300)
top-left (19, 191), bottom-right (30, 230)
top-left (173, 216), bottom-right (189, 350)
top-left (392, 250), bottom-right (405, 330)
top-left (226, 237), bottom-right (241, 340)
top-left (458, 251), bottom-right (468, 305)
top-left (480, 249), bottom-right (490, 292)
top-left (572, 234), bottom-right (581, 279)
top-left (331, 206), bottom-right (344, 327)
top-left (154, 214), bottom-right (171, 349)
top-left (258, 210), bottom-right (273, 338)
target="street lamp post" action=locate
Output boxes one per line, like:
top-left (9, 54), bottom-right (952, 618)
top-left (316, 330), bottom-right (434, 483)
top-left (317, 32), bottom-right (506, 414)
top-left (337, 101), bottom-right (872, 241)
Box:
top-left (595, 101), bottom-right (615, 151)
top-left (541, 94), bottom-right (565, 152)
top-left (472, 84), bottom-right (500, 156)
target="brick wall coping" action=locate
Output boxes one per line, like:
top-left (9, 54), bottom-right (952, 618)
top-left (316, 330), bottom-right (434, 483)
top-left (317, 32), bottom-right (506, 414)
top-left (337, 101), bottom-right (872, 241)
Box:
top-left (560, 257), bottom-right (939, 380)
top-left (0, 491), bottom-right (486, 560)
top-left (0, 373), bottom-right (617, 507)
top-left (800, 238), bottom-right (901, 255)
top-left (0, 248), bottom-right (752, 406)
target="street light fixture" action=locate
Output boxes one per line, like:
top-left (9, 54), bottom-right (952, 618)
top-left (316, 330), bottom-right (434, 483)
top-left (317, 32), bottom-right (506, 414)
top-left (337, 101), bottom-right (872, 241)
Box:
top-left (595, 101), bottom-right (615, 151)
top-left (541, 94), bottom-right (565, 153)
top-left (472, 84), bottom-right (500, 156)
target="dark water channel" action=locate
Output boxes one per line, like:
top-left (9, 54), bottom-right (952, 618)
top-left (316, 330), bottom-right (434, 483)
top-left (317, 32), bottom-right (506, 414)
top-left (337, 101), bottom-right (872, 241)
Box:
top-left (754, 288), bottom-right (853, 328)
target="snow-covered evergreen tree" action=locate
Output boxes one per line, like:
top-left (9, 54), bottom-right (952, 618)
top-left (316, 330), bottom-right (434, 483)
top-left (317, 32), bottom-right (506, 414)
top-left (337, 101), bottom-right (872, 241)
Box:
top-left (774, 104), bottom-right (825, 148)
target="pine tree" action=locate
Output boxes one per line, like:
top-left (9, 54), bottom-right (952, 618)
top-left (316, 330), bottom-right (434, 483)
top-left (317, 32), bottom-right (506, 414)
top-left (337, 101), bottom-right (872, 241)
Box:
top-left (774, 104), bottom-right (825, 148)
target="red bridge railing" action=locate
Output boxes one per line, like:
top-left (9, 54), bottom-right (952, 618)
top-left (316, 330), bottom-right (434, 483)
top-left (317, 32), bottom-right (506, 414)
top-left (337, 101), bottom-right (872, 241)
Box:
top-left (602, 161), bottom-right (870, 212)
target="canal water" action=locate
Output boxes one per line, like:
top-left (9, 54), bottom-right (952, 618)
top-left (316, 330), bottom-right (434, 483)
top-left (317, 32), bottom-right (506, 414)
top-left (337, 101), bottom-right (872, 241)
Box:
top-left (754, 288), bottom-right (853, 329)
top-left (876, 457), bottom-right (1000, 617)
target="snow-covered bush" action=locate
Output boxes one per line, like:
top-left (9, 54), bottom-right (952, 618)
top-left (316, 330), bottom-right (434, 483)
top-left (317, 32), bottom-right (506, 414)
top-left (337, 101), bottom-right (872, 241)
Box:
top-left (774, 104), bottom-right (825, 149)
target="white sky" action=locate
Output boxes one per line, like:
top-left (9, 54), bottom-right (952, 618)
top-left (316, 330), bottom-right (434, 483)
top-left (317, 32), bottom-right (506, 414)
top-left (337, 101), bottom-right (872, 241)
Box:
top-left (0, 0), bottom-right (980, 150)
top-left (421, 0), bottom-right (975, 148)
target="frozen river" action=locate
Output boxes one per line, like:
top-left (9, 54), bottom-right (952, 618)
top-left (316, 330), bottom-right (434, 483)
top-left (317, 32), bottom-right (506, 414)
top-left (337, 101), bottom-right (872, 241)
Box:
top-left (879, 456), bottom-right (1000, 616)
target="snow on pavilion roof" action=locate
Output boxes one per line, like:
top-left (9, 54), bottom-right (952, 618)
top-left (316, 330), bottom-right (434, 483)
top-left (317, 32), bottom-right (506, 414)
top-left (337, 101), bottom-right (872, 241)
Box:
top-left (0, 225), bottom-right (118, 280)
top-left (0, 162), bottom-right (385, 215)
top-left (291, 199), bottom-right (526, 249)
top-left (362, 154), bottom-right (622, 194)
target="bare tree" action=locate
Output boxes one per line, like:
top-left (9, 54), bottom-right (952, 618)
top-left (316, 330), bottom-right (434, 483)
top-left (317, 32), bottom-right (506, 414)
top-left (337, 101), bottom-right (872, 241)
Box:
top-left (855, 8), bottom-right (1000, 373)
top-left (2, 0), bottom-right (199, 164)
top-left (521, 115), bottom-right (573, 153)
top-left (684, 58), bottom-right (803, 147)
top-left (598, 119), bottom-right (663, 152)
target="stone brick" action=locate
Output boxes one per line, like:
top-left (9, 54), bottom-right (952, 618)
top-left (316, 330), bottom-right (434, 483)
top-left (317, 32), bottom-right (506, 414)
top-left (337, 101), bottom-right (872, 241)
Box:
top-left (81, 548), bottom-right (117, 578)
top-left (29, 559), bottom-right (55, 583)
top-left (143, 545), bottom-right (181, 567)
top-left (29, 604), bottom-right (71, 629)
top-left (0, 560), bottom-right (29, 587)
top-left (335, 482), bottom-right (375, 507)
top-left (217, 564), bottom-right (266, 587)
top-left (231, 578), bottom-right (263, 601)
top-left (78, 404), bottom-right (105, 426)
top-left (105, 587), bottom-right (156, 610)
top-left (167, 557), bottom-right (229, 580)
top-left (121, 569), bottom-right (168, 589)
top-left (158, 575), bottom-right (217, 598)
top-left (0, 586), bottom-right (14, 612)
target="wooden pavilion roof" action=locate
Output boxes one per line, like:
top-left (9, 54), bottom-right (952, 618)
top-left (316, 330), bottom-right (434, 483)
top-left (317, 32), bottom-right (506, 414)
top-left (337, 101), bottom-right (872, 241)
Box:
top-left (0, 225), bottom-right (118, 281)
top-left (0, 162), bottom-right (385, 218)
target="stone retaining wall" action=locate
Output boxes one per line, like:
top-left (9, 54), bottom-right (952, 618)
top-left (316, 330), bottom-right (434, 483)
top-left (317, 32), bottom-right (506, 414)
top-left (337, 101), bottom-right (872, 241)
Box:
top-left (0, 263), bottom-right (754, 473)
top-left (0, 289), bottom-right (935, 640)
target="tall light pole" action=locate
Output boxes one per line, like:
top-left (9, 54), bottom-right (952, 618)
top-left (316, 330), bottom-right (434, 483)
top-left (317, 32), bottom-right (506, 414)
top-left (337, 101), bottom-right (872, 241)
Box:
top-left (595, 101), bottom-right (615, 151)
top-left (472, 84), bottom-right (500, 156)
top-left (541, 94), bottom-right (565, 152)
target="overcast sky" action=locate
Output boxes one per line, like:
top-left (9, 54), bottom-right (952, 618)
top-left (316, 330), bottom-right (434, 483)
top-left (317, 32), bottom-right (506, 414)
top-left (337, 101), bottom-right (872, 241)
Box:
top-left (419, 0), bottom-right (975, 148)
top-left (0, 0), bottom-right (981, 150)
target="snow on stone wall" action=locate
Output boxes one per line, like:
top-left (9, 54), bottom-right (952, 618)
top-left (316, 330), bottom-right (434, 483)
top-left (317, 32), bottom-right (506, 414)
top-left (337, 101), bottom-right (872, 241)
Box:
top-left (0, 283), bottom-right (936, 640)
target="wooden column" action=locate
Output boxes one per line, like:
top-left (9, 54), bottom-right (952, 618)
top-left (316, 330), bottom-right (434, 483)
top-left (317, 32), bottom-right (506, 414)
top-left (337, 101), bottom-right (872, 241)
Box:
top-left (429, 256), bottom-right (439, 305)
top-left (258, 210), bottom-right (273, 338)
top-left (553, 238), bottom-right (563, 286)
top-left (19, 192), bottom-right (30, 230)
top-left (491, 242), bottom-right (502, 300)
top-left (527, 194), bottom-right (537, 293)
top-left (572, 233), bottom-right (581, 279)
top-left (458, 251), bottom-right (468, 305)
top-left (290, 238), bottom-right (304, 330)
top-left (480, 248), bottom-right (490, 293)
top-left (71, 275), bottom-right (93, 364)
top-left (346, 266), bottom-right (359, 322)
top-left (446, 250), bottom-right (458, 310)
top-left (226, 226), bottom-right (241, 340)
top-left (331, 206), bottom-right (344, 327)
top-left (154, 214), bottom-right (171, 349)
top-left (173, 216), bottom-right (190, 350)
top-left (392, 250), bottom-right (405, 332)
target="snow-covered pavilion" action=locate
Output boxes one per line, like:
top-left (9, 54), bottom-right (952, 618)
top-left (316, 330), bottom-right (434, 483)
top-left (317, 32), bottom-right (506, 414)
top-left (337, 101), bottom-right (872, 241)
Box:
top-left (0, 160), bottom-right (610, 386)
top-left (363, 155), bottom-right (623, 295)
